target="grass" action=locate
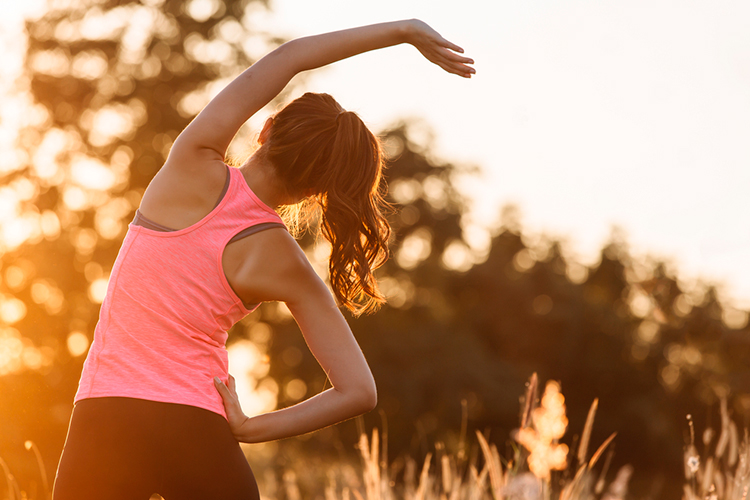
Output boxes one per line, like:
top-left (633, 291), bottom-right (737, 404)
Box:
top-left (271, 373), bottom-right (628, 500)
top-left (3, 374), bottom-right (748, 499)
top-left (682, 398), bottom-right (750, 500)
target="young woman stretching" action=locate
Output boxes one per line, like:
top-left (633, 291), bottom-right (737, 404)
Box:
top-left (52, 19), bottom-right (474, 500)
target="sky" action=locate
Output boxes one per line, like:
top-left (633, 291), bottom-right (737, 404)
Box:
top-left (2, 0), bottom-right (750, 311)
top-left (253, 0), bottom-right (750, 310)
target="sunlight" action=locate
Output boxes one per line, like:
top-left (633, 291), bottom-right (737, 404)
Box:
top-left (389, 178), bottom-right (421, 205)
top-left (70, 50), bottom-right (108, 80)
top-left (71, 155), bottom-right (117, 190)
top-left (40, 210), bottom-right (61, 239)
top-left (66, 331), bottom-right (90, 357)
top-left (87, 105), bottom-right (138, 147)
top-left (62, 186), bottom-right (89, 211)
top-left (0, 297), bottom-right (27, 325)
top-left (396, 227), bottom-right (432, 270)
top-left (284, 378), bottom-right (307, 401)
top-left (0, 327), bottom-right (54, 376)
top-left (227, 340), bottom-right (278, 417)
top-left (184, 33), bottom-right (234, 65)
top-left (0, 328), bottom-right (24, 376)
top-left (184, 0), bottom-right (222, 23)
top-left (441, 240), bottom-right (473, 272)
top-left (88, 278), bottom-right (109, 304)
top-left (1, 214), bottom-right (41, 252)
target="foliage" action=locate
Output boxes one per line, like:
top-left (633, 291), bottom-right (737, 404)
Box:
top-left (0, 0), bottom-right (285, 487)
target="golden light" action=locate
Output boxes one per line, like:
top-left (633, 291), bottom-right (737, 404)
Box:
top-left (32, 128), bottom-right (68, 182)
top-left (228, 340), bottom-right (278, 417)
top-left (70, 50), bottom-right (108, 80)
top-left (4, 266), bottom-right (27, 290)
top-left (95, 197), bottom-right (131, 239)
top-left (0, 187), bottom-right (19, 219)
top-left (566, 262), bottom-right (589, 284)
top-left (0, 297), bottom-right (27, 324)
top-left (29, 48), bottom-right (69, 77)
top-left (40, 210), bottom-right (61, 239)
top-left (62, 186), bottom-right (89, 211)
top-left (396, 227), bottom-right (432, 269)
top-left (31, 280), bottom-right (65, 315)
top-left (87, 105), bottom-right (137, 147)
top-left (71, 155), bottom-right (117, 190)
top-left (185, 0), bottom-right (222, 22)
top-left (637, 320), bottom-right (660, 344)
top-left (628, 287), bottom-right (652, 318)
top-left (513, 249), bottom-right (535, 273)
top-left (30, 280), bottom-right (52, 304)
top-left (722, 307), bottom-right (749, 330)
top-left (421, 176), bottom-right (448, 210)
top-left (379, 276), bottom-right (416, 309)
top-left (441, 240), bottom-right (472, 272)
top-left (390, 178), bottom-right (421, 205)
top-left (0, 332), bottom-right (24, 375)
top-left (66, 331), bottom-right (90, 357)
top-left (71, 227), bottom-right (98, 255)
top-left (284, 379), bottom-right (307, 401)
top-left (1, 214), bottom-right (42, 251)
top-left (88, 278), bottom-right (109, 304)
top-left (516, 380), bottom-right (569, 479)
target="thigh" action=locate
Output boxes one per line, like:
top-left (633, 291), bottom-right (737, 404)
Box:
top-left (52, 398), bottom-right (160, 500)
top-left (157, 404), bottom-right (260, 500)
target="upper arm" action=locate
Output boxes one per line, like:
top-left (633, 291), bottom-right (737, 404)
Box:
top-left (237, 230), bottom-right (376, 405)
top-left (169, 43), bottom-right (298, 164)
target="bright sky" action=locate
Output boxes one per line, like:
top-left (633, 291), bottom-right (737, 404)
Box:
top-left (3, 1), bottom-right (750, 310)
top-left (255, 0), bottom-right (750, 309)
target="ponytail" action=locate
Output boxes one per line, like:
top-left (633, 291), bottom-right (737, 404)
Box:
top-left (264, 93), bottom-right (391, 315)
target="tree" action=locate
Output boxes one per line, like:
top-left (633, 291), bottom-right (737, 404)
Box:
top-left (0, 0), bottom-right (286, 487)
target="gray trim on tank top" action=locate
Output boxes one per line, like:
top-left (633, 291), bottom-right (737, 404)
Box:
top-left (131, 164), bottom-right (286, 243)
top-left (130, 164), bottom-right (285, 310)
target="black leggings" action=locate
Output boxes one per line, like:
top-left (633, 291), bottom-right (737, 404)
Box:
top-left (52, 397), bottom-right (260, 500)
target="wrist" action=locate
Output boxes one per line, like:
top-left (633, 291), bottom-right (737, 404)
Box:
top-left (396, 19), bottom-right (418, 44)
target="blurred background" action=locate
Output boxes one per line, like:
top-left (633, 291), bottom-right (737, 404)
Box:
top-left (0, 1), bottom-right (748, 499)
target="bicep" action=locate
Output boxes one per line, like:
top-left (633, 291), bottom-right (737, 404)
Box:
top-left (171, 45), bottom-right (298, 161)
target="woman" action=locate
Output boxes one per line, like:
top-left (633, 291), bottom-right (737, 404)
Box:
top-left (53, 19), bottom-right (474, 500)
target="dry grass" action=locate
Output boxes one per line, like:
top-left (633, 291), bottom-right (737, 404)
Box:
top-left (682, 398), bottom-right (750, 500)
top-left (6, 374), bottom-right (746, 500)
top-left (272, 374), bottom-right (630, 500)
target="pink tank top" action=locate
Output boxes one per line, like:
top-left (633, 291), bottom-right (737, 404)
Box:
top-left (75, 165), bottom-right (286, 417)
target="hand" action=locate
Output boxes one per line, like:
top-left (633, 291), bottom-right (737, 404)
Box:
top-left (404, 19), bottom-right (475, 78)
top-left (214, 375), bottom-right (250, 441)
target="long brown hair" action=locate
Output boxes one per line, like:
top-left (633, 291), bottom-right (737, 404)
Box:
top-left (261, 92), bottom-right (391, 316)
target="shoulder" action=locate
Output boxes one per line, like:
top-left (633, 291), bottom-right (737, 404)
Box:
top-left (235, 228), bottom-right (329, 305)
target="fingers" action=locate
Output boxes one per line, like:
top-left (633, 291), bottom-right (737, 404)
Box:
top-left (439, 37), bottom-right (464, 54)
top-left (213, 377), bottom-right (229, 399)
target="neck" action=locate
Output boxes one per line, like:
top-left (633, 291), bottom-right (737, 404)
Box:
top-left (239, 153), bottom-right (291, 209)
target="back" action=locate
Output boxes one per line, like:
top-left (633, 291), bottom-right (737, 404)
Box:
top-left (75, 165), bottom-right (285, 417)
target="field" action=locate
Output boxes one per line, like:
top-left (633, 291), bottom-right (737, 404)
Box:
top-left (3, 374), bottom-right (748, 500)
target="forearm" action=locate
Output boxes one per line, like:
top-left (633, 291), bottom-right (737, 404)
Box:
top-left (236, 386), bottom-right (376, 443)
top-left (181, 20), bottom-right (414, 157)
top-left (281, 20), bottom-right (413, 73)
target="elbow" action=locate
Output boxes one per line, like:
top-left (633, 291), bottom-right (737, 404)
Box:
top-left (355, 380), bottom-right (378, 414)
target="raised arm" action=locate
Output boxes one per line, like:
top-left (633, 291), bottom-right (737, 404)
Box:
top-left (171, 19), bottom-right (474, 162)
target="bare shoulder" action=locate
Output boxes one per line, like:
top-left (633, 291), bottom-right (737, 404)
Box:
top-left (235, 228), bottom-right (329, 305)
top-left (139, 152), bottom-right (227, 229)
